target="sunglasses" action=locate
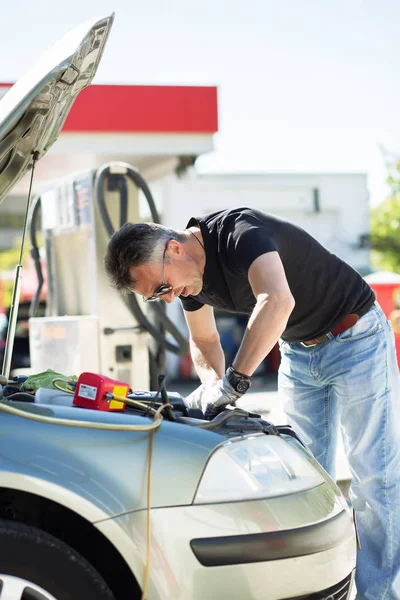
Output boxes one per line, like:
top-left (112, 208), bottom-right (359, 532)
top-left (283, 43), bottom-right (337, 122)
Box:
top-left (143, 241), bottom-right (173, 303)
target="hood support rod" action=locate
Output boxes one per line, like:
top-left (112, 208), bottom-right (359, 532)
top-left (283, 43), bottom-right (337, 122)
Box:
top-left (1, 151), bottom-right (39, 380)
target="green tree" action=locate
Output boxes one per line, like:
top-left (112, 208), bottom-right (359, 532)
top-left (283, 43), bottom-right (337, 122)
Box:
top-left (371, 159), bottom-right (400, 273)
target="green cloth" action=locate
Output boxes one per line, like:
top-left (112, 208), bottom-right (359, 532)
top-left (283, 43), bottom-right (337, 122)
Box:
top-left (21, 369), bottom-right (77, 392)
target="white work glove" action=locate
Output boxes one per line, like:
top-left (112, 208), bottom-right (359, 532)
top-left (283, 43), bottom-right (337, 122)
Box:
top-left (185, 377), bottom-right (244, 420)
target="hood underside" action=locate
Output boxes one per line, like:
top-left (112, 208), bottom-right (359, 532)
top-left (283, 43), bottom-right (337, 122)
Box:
top-left (0, 14), bottom-right (114, 204)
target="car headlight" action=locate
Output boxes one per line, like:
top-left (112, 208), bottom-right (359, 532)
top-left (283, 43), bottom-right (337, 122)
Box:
top-left (193, 434), bottom-right (325, 504)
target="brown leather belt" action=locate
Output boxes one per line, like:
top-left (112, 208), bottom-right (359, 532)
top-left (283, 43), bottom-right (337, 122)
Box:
top-left (300, 313), bottom-right (360, 347)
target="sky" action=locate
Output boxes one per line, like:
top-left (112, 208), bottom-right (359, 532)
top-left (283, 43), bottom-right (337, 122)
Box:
top-left (1, 0), bottom-right (400, 205)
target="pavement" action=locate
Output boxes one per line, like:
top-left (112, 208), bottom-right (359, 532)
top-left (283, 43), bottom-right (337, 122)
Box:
top-left (171, 374), bottom-right (352, 492)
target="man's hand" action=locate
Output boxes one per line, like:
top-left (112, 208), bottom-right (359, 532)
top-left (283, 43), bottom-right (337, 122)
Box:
top-left (184, 377), bottom-right (244, 419)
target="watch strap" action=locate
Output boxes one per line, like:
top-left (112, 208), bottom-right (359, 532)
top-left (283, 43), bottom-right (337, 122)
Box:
top-left (229, 365), bottom-right (251, 378)
top-left (226, 365), bottom-right (251, 395)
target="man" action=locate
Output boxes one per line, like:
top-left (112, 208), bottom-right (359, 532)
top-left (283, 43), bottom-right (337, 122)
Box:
top-left (105, 207), bottom-right (400, 600)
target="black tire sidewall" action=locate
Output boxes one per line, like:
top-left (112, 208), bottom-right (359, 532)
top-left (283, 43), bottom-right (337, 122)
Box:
top-left (0, 520), bottom-right (114, 600)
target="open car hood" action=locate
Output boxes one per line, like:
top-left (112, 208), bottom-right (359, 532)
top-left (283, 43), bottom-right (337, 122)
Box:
top-left (0, 14), bottom-right (114, 204)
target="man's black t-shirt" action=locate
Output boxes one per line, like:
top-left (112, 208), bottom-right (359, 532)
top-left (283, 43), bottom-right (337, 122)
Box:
top-left (179, 207), bottom-right (375, 343)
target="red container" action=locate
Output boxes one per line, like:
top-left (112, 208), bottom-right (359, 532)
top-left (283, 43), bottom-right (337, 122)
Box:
top-left (364, 271), bottom-right (400, 317)
top-left (73, 372), bottom-right (129, 411)
top-left (390, 310), bottom-right (400, 366)
top-left (364, 271), bottom-right (400, 368)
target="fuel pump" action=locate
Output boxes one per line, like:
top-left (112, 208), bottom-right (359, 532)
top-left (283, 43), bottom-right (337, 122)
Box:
top-left (28, 162), bottom-right (187, 389)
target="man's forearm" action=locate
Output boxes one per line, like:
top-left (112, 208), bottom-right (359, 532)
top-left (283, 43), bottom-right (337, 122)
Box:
top-left (189, 338), bottom-right (225, 383)
top-left (233, 294), bottom-right (294, 376)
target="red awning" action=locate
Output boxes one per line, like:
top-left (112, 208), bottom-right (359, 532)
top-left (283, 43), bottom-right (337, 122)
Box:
top-left (0, 83), bottom-right (218, 134)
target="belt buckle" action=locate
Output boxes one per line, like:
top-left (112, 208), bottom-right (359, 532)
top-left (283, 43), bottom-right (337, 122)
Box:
top-left (300, 340), bottom-right (319, 348)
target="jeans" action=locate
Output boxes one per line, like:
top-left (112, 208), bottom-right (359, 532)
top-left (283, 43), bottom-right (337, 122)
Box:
top-left (278, 303), bottom-right (400, 600)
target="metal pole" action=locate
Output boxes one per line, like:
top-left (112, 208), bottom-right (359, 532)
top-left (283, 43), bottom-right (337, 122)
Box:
top-left (1, 151), bottom-right (39, 380)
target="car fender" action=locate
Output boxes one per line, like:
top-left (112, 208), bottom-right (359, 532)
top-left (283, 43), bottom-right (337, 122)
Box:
top-left (0, 406), bottom-right (221, 516)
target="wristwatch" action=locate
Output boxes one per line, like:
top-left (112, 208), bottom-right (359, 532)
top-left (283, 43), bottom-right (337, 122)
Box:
top-left (226, 365), bottom-right (252, 395)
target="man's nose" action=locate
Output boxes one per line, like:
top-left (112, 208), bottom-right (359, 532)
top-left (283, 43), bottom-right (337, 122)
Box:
top-left (163, 291), bottom-right (175, 304)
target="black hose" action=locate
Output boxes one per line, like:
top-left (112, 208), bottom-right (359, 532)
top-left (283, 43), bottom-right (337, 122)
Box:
top-left (94, 163), bottom-right (188, 357)
top-left (116, 176), bottom-right (128, 228)
top-left (4, 392), bottom-right (35, 403)
top-left (126, 294), bottom-right (187, 355)
top-left (176, 408), bottom-right (252, 430)
top-left (95, 163), bottom-right (160, 235)
top-left (158, 374), bottom-right (176, 421)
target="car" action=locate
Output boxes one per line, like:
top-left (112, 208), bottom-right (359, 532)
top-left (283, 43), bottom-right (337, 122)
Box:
top-left (0, 14), bottom-right (356, 600)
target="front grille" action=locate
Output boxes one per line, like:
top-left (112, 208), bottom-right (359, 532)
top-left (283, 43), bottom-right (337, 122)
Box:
top-left (286, 571), bottom-right (354, 600)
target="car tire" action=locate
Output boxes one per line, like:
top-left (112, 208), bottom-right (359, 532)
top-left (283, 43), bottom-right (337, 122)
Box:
top-left (0, 519), bottom-right (115, 600)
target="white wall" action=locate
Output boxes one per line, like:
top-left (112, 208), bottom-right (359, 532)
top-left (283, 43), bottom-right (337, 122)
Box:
top-left (158, 170), bottom-right (371, 274)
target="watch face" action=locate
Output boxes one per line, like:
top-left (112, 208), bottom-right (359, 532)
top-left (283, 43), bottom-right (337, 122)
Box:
top-left (236, 379), bottom-right (250, 394)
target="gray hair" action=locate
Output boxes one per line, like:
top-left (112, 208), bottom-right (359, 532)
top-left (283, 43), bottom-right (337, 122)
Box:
top-left (104, 222), bottom-right (185, 291)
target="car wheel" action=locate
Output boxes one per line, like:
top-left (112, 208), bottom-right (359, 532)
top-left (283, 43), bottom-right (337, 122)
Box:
top-left (0, 520), bottom-right (115, 600)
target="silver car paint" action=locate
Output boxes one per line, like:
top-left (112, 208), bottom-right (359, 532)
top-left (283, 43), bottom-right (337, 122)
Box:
top-left (95, 488), bottom-right (356, 600)
top-left (0, 15), bottom-right (114, 203)
top-left (0, 400), bottom-right (356, 597)
top-left (0, 402), bottom-right (228, 518)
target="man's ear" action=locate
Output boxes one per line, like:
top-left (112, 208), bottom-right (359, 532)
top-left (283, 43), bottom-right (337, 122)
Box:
top-left (167, 239), bottom-right (185, 256)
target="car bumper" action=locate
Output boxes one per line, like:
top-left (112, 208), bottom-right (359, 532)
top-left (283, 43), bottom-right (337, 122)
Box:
top-left (190, 510), bottom-right (353, 566)
top-left (95, 490), bottom-right (357, 600)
